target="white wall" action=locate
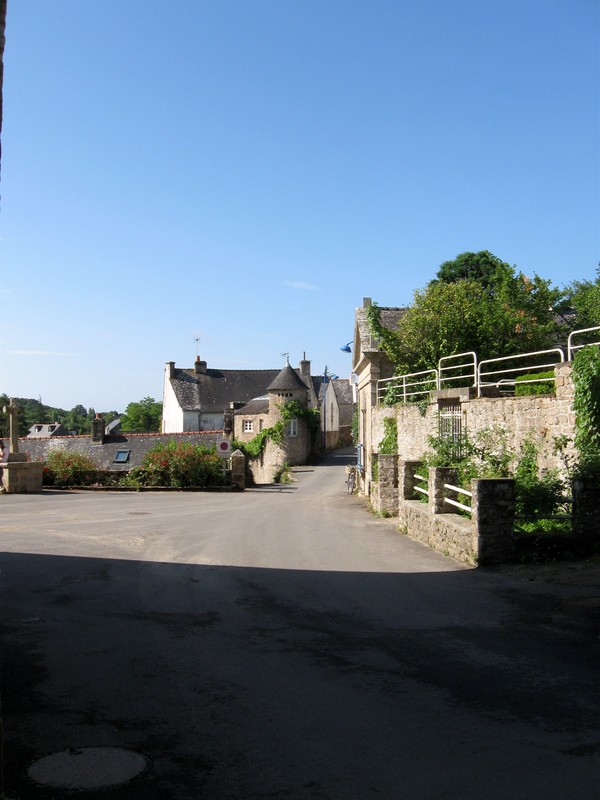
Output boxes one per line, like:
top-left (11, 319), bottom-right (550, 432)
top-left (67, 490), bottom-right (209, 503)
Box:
top-left (162, 367), bottom-right (184, 433)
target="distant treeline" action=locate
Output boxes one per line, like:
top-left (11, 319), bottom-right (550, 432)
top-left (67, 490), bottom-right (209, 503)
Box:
top-left (0, 394), bottom-right (120, 438)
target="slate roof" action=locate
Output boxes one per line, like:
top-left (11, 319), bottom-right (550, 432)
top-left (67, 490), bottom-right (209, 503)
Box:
top-left (267, 364), bottom-right (309, 392)
top-left (170, 368), bottom-right (281, 412)
top-left (332, 379), bottom-right (354, 405)
top-left (318, 379), bottom-right (353, 405)
top-left (27, 423), bottom-right (69, 438)
top-left (234, 397), bottom-right (269, 416)
top-left (19, 432), bottom-right (223, 472)
top-left (354, 305), bottom-right (407, 355)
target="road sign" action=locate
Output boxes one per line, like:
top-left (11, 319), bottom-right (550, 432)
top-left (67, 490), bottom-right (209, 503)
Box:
top-left (217, 438), bottom-right (232, 457)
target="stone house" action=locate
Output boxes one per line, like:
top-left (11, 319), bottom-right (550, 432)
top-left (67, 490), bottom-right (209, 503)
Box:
top-left (319, 378), bottom-right (354, 449)
top-left (27, 422), bottom-right (70, 438)
top-left (162, 354), bottom-right (322, 434)
top-left (162, 357), bottom-right (281, 433)
top-left (233, 360), bottom-right (321, 483)
top-left (351, 297), bottom-right (579, 500)
top-left (351, 298), bottom-right (407, 495)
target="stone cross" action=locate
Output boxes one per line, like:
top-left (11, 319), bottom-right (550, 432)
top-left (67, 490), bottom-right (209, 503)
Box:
top-left (2, 398), bottom-right (21, 455)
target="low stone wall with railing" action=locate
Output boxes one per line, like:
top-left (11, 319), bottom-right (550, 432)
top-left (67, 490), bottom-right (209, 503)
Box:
top-left (374, 457), bottom-right (599, 566)
top-left (372, 363), bottom-right (577, 475)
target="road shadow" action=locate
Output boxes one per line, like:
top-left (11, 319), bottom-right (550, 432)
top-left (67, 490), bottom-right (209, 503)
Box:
top-left (315, 447), bottom-right (357, 467)
top-left (1, 546), bottom-right (599, 799)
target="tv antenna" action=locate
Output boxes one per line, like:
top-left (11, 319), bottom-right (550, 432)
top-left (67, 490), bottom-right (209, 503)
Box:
top-left (193, 336), bottom-right (201, 357)
top-left (281, 352), bottom-right (290, 365)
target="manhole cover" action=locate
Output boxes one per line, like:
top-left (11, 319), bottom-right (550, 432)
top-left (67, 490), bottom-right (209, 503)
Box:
top-left (28, 747), bottom-right (148, 790)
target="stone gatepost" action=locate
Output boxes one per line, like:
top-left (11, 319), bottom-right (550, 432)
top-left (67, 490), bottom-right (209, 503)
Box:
top-left (399, 460), bottom-right (423, 500)
top-left (472, 478), bottom-right (515, 564)
top-left (572, 479), bottom-right (600, 552)
top-left (230, 449), bottom-right (246, 490)
top-left (378, 454), bottom-right (398, 517)
top-left (428, 467), bottom-right (459, 514)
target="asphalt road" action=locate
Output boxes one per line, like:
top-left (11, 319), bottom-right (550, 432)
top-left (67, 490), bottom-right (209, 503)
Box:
top-left (0, 450), bottom-right (599, 799)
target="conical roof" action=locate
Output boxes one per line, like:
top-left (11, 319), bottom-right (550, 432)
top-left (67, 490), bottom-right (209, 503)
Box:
top-left (267, 364), bottom-right (307, 392)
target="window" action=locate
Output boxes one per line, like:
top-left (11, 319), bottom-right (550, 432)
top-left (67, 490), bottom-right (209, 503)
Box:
top-left (113, 450), bottom-right (131, 463)
top-left (243, 420), bottom-right (254, 433)
top-left (285, 418), bottom-right (298, 437)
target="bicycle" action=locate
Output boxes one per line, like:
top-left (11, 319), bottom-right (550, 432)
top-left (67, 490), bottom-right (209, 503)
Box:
top-left (346, 467), bottom-right (356, 494)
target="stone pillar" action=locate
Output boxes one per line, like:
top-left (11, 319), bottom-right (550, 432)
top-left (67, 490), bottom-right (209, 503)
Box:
top-left (428, 467), bottom-right (459, 514)
top-left (472, 478), bottom-right (515, 564)
top-left (2, 398), bottom-right (26, 462)
top-left (399, 460), bottom-right (423, 500)
top-left (572, 479), bottom-right (600, 552)
top-left (378, 454), bottom-right (398, 516)
top-left (230, 449), bottom-right (245, 490)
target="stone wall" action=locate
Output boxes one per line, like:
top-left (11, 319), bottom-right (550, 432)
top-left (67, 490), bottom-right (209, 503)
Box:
top-left (372, 363), bottom-right (577, 474)
top-left (395, 462), bottom-right (517, 565)
top-left (398, 500), bottom-right (477, 565)
top-left (394, 458), bottom-right (595, 565)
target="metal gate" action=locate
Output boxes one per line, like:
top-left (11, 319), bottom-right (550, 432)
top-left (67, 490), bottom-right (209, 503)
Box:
top-left (437, 402), bottom-right (464, 459)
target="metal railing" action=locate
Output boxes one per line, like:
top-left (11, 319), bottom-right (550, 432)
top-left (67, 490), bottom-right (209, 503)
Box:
top-left (376, 369), bottom-right (438, 404)
top-left (444, 483), bottom-right (472, 515)
top-left (568, 326), bottom-right (600, 360)
top-left (477, 349), bottom-right (565, 396)
top-left (438, 352), bottom-right (477, 389)
top-left (413, 471), bottom-right (429, 498)
top-left (374, 328), bottom-right (600, 405)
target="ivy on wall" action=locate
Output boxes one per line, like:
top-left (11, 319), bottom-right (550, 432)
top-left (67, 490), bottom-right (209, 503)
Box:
top-left (379, 417), bottom-right (398, 454)
top-left (233, 400), bottom-right (320, 460)
top-left (365, 302), bottom-right (405, 366)
top-left (572, 347), bottom-right (600, 456)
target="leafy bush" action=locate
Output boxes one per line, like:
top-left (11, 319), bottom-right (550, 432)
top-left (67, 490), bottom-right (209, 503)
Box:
top-left (273, 462), bottom-right (292, 483)
top-left (514, 438), bottom-right (568, 530)
top-left (44, 450), bottom-right (99, 486)
top-left (379, 418), bottom-right (398, 455)
top-left (371, 455), bottom-right (379, 483)
top-left (125, 440), bottom-right (223, 488)
top-left (572, 346), bottom-right (600, 454)
top-left (515, 370), bottom-right (555, 396)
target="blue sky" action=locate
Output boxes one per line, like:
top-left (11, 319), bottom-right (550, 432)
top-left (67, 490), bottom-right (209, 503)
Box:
top-left (1, 0), bottom-right (598, 411)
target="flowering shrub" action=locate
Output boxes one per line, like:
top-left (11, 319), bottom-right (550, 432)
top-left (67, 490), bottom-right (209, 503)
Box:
top-left (126, 440), bottom-right (223, 488)
top-left (44, 450), bottom-right (99, 486)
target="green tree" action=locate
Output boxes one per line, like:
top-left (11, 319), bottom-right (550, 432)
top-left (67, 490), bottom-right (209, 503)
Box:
top-left (100, 410), bottom-right (121, 427)
top-left (121, 397), bottom-right (162, 432)
top-left (64, 404), bottom-right (90, 434)
top-left (368, 252), bottom-right (564, 374)
top-left (432, 250), bottom-right (514, 294)
top-left (565, 267), bottom-right (600, 333)
top-left (18, 398), bottom-right (51, 435)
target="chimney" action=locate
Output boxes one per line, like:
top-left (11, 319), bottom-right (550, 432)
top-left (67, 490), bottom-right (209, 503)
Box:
top-left (363, 297), bottom-right (372, 307)
top-left (194, 356), bottom-right (208, 374)
top-left (299, 352), bottom-right (311, 376)
top-left (91, 412), bottom-right (105, 444)
top-left (166, 361), bottom-right (175, 378)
